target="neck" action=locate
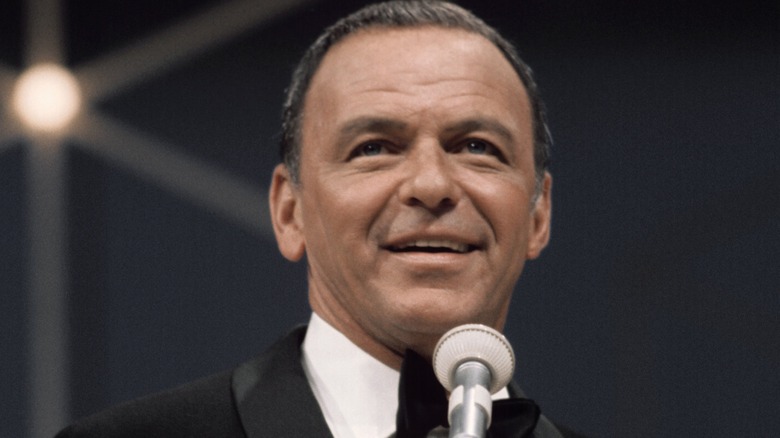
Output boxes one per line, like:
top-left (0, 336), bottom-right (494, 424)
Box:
top-left (310, 303), bottom-right (405, 370)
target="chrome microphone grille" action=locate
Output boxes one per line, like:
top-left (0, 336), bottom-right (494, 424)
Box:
top-left (432, 324), bottom-right (515, 394)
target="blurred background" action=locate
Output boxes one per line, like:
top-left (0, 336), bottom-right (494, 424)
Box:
top-left (1, 0), bottom-right (777, 437)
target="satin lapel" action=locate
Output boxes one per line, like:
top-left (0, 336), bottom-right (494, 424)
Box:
top-left (507, 380), bottom-right (527, 399)
top-left (232, 325), bottom-right (332, 438)
top-left (506, 381), bottom-right (565, 438)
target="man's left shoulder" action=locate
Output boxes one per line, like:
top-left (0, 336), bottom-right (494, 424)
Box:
top-left (539, 417), bottom-right (589, 438)
top-left (556, 425), bottom-right (589, 438)
top-left (56, 369), bottom-right (245, 437)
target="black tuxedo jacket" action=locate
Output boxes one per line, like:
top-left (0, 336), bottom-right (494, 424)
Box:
top-left (57, 326), bottom-right (579, 437)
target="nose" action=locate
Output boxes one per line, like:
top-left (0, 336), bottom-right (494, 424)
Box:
top-left (398, 142), bottom-right (462, 213)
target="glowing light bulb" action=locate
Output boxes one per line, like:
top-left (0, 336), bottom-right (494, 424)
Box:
top-left (12, 63), bottom-right (83, 133)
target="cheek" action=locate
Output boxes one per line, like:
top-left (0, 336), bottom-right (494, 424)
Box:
top-left (338, 172), bottom-right (398, 213)
top-left (467, 177), bottom-right (533, 239)
top-left (302, 175), bottom-right (395, 251)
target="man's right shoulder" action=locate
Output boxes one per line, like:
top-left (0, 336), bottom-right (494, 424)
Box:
top-left (55, 369), bottom-right (245, 437)
top-left (55, 326), bottom-right (310, 438)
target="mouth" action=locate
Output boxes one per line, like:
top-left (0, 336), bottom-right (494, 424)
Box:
top-left (386, 239), bottom-right (477, 254)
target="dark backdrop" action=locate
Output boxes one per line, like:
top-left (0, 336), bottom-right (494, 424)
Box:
top-left (1, 1), bottom-right (778, 437)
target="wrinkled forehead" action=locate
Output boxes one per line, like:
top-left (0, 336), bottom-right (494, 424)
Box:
top-left (317, 25), bottom-right (523, 84)
top-left (306, 26), bottom-right (530, 115)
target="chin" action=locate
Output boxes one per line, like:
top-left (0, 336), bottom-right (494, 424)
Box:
top-left (393, 305), bottom-right (485, 337)
top-left (383, 290), bottom-right (502, 339)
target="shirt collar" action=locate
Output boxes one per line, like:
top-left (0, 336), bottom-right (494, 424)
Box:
top-left (302, 312), bottom-right (400, 438)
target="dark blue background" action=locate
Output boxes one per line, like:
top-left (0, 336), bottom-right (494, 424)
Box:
top-left (1, 1), bottom-right (778, 437)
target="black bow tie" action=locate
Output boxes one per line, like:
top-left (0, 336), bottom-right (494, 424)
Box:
top-left (396, 350), bottom-right (540, 438)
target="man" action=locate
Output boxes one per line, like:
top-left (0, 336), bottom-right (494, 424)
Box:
top-left (58, 1), bottom-right (576, 437)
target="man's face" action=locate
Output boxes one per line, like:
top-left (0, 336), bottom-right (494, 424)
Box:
top-left (271, 27), bottom-right (551, 359)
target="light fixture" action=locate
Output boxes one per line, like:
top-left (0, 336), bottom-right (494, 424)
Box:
top-left (12, 63), bottom-right (83, 134)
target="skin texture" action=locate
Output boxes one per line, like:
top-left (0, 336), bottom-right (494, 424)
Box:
top-left (270, 26), bottom-right (552, 370)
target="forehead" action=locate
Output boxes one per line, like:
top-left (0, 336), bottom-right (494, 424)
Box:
top-left (313, 25), bottom-right (524, 93)
top-left (301, 26), bottom-right (532, 149)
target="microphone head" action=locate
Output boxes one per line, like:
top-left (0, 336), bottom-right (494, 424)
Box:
top-left (432, 324), bottom-right (515, 394)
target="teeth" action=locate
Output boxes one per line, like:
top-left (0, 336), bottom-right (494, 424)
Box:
top-left (397, 240), bottom-right (469, 253)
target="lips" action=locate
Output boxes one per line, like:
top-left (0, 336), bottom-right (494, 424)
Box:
top-left (387, 239), bottom-right (475, 254)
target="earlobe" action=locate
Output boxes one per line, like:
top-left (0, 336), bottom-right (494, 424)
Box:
top-left (269, 164), bottom-right (306, 261)
top-left (526, 172), bottom-right (552, 260)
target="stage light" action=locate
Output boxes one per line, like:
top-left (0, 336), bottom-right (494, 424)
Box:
top-left (12, 63), bottom-right (83, 133)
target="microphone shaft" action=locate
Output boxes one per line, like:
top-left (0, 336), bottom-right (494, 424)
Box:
top-left (449, 361), bottom-right (491, 438)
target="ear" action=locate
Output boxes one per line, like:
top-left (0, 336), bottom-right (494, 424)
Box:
top-left (526, 172), bottom-right (552, 260)
top-left (269, 164), bottom-right (305, 261)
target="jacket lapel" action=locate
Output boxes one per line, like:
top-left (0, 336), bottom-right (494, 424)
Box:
top-left (232, 325), bottom-right (332, 437)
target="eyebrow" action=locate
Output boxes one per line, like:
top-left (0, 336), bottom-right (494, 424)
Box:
top-left (442, 117), bottom-right (516, 145)
top-left (337, 117), bottom-right (409, 142)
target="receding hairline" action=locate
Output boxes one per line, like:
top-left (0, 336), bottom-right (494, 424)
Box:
top-left (299, 24), bottom-right (535, 143)
top-left (310, 24), bottom-right (526, 81)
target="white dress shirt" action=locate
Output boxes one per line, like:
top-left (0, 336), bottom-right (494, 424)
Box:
top-left (302, 313), bottom-right (400, 438)
top-left (301, 313), bottom-right (509, 438)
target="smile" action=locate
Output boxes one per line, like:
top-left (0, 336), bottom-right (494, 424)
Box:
top-left (388, 239), bottom-right (475, 254)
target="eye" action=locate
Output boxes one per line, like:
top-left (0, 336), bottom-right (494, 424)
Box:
top-left (359, 142), bottom-right (384, 156)
top-left (466, 139), bottom-right (490, 155)
top-left (349, 140), bottom-right (398, 160)
top-left (461, 139), bottom-right (507, 163)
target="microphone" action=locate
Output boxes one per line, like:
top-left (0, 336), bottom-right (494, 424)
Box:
top-left (432, 324), bottom-right (515, 438)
